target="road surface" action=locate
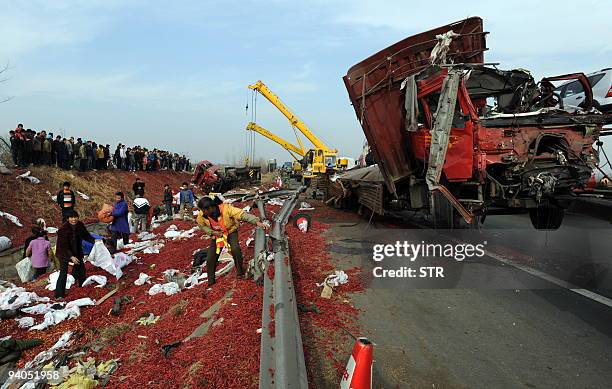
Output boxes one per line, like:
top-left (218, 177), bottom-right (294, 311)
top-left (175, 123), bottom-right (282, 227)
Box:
top-left (323, 211), bottom-right (612, 388)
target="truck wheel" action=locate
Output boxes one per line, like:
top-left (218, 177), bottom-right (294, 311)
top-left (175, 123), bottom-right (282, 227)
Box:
top-left (432, 191), bottom-right (454, 229)
top-left (529, 206), bottom-right (564, 230)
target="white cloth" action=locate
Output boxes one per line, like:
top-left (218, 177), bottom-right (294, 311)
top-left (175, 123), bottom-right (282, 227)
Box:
top-left (318, 270), bottom-right (349, 287)
top-left (65, 298), bottom-right (95, 309)
top-left (29, 305), bottom-right (80, 331)
top-left (46, 271), bottom-right (75, 291)
top-left (82, 275), bottom-right (107, 288)
top-left (21, 303), bottom-right (58, 315)
top-left (0, 211), bottom-right (22, 227)
top-left (24, 331), bottom-right (73, 369)
top-left (15, 316), bottom-right (35, 328)
top-left (148, 282), bottom-right (180, 296)
top-left (16, 170), bottom-right (41, 184)
top-left (0, 287), bottom-right (49, 310)
top-left (134, 273), bottom-right (151, 286)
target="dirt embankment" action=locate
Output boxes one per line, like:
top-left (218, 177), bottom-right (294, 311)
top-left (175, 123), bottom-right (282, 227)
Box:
top-left (0, 166), bottom-right (192, 247)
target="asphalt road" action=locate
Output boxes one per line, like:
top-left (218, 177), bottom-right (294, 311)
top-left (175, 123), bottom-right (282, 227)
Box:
top-left (326, 212), bottom-right (612, 389)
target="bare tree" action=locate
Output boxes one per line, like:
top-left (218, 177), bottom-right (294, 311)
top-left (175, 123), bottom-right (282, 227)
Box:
top-left (0, 61), bottom-right (13, 104)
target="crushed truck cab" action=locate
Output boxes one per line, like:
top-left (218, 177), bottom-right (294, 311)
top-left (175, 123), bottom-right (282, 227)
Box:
top-left (343, 17), bottom-right (611, 229)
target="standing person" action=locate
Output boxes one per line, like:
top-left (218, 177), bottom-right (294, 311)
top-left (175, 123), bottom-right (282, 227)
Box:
top-left (163, 184), bottom-right (174, 217)
top-left (54, 210), bottom-right (96, 299)
top-left (52, 135), bottom-right (62, 167)
top-left (87, 141), bottom-right (96, 171)
top-left (56, 181), bottom-right (76, 222)
top-left (9, 130), bottom-right (18, 167)
top-left (79, 142), bottom-right (87, 172)
top-left (25, 227), bottom-right (51, 280)
top-left (132, 178), bottom-right (145, 197)
top-left (110, 192), bottom-right (130, 250)
top-left (113, 144), bottom-right (121, 169)
top-left (96, 144), bottom-right (105, 170)
top-left (178, 182), bottom-right (195, 220)
top-left (132, 195), bottom-right (150, 233)
top-left (65, 138), bottom-right (74, 169)
top-left (119, 145), bottom-right (127, 171)
top-left (104, 144), bottom-right (110, 169)
top-left (42, 135), bottom-right (52, 166)
top-left (196, 196), bottom-right (266, 286)
top-left (73, 138), bottom-right (82, 169)
top-left (57, 138), bottom-right (68, 169)
top-left (31, 132), bottom-right (42, 165)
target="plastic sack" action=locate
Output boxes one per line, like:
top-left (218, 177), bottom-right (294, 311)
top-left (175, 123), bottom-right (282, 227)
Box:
top-left (97, 204), bottom-right (114, 223)
top-left (16, 257), bottom-right (35, 283)
top-left (148, 282), bottom-right (179, 296)
top-left (82, 234), bottom-right (104, 255)
top-left (88, 241), bottom-right (123, 279)
top-left (0, 236), bottom-right (11, 252)
top-left (46, 271), bottom-right (75, 291)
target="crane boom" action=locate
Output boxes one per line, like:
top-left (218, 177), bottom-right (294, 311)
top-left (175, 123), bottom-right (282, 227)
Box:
top-left (246, 122), bottom-right (305, 161)
top-left (248, 80), bottom-right (337, 153)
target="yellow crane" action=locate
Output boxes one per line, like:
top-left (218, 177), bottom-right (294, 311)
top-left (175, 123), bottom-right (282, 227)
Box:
top-left (246, 122), bottom-right (304, 172)
top-left (247, 80), bottom-right (339, 179)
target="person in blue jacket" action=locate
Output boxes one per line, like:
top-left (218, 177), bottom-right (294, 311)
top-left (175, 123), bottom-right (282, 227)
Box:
top-left (110, 191), bottom-right (130, 250)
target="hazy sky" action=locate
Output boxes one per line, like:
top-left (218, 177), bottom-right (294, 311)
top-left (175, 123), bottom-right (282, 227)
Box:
top-left (0, 0), bottom-right (610, 164)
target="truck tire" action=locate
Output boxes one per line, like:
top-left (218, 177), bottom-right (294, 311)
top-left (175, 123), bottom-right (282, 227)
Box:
top-left (529, 206), bottom-right (564, 230)
top-left (431, 191), bottom-right (454, 229)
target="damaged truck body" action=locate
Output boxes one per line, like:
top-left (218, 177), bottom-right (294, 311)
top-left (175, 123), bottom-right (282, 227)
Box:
top-left (342, 17), bottom-right (612, 229)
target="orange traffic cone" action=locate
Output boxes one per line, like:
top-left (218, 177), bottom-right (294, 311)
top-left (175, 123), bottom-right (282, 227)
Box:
top-left (340, 337), bottom-right (373, 389)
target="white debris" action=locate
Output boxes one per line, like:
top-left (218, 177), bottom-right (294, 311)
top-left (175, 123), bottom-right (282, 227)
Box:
top-left (166, 224), bottom-right (178, 231)
top-left (76, 191), bottom-right (90, 200)
top-left (0, 287), bottom-right (50, 310)
top-left (15, 257), bottom-right (35, 283)
top-left (299, 202), bottom-right (314, 211)
top-left (0, 211), bottom-right (22, 227)
top-left (82, 275), bottom-right (107, 288)
top-left (45, 226), bottom-right (58, 234)
top-left (246, 237), bottom-right (254, 247)
top-left (148, 282), bottom-right (180, 296)
top-left (0, 236), bottom-right (12, 252)
top-left (138, 231), bottom-right (157, 241)
top-left (143, 243), bottom-right (165, 254)
top-left (65, 297), bottom-right (95, 309)
top-left (164, 230), bottom-right (181, 239)
top-left (15, 316), bottom-right (35, 328)
top-left (317, 270), bottom-right (349, 287)
top-left (134, 272), bottom-right (152, 286)
top-left (16, 170), bottom-right (41, 184)
top-left (267, 198), bottom-right (285, 206)
top-left (243, 205), bottom-right (251, 213)
top-left (297, 219), bottom-right (308, 233)
top-left (88, 241), bottom-right (134, 279)
top-left (21, 303), bottom-right (59, 315)
top-left (29, 305), bottom-right (81, 330)
top-left (24, 331), bottom-right (73, 369)
top-left (45, 271), bottom-right (75, 291)
top-left (164, 226), bottom-right (198, 240)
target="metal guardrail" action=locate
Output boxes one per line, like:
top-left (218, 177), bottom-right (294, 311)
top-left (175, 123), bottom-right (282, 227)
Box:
top-left (259, 187), bottom-right (308, 389)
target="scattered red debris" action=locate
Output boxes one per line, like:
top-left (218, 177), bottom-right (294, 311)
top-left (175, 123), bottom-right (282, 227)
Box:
top-left (1, 195), bottom-right (364, 388)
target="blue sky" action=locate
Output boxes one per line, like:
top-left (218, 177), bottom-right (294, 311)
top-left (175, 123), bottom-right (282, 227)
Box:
top-left (0, 0), bottom-right (610, 164)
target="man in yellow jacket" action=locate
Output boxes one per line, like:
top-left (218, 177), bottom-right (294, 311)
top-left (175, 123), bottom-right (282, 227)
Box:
top-left (197, 197), bottom-right (266, 286)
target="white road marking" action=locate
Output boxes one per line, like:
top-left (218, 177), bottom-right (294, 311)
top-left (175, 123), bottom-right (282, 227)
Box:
top-left (484, 248), bottom-right (612, 308)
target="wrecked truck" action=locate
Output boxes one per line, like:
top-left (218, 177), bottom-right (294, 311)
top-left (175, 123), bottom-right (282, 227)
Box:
top-left (342, 17), bottom-right (612, 229)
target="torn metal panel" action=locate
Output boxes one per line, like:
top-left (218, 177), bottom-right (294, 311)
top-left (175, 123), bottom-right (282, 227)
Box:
top-left (426, 68), bottom-right (462, 190)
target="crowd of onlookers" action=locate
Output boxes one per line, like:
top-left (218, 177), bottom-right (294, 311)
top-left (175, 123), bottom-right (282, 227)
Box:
top-left (7, 124), bottom-right (192, 172)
